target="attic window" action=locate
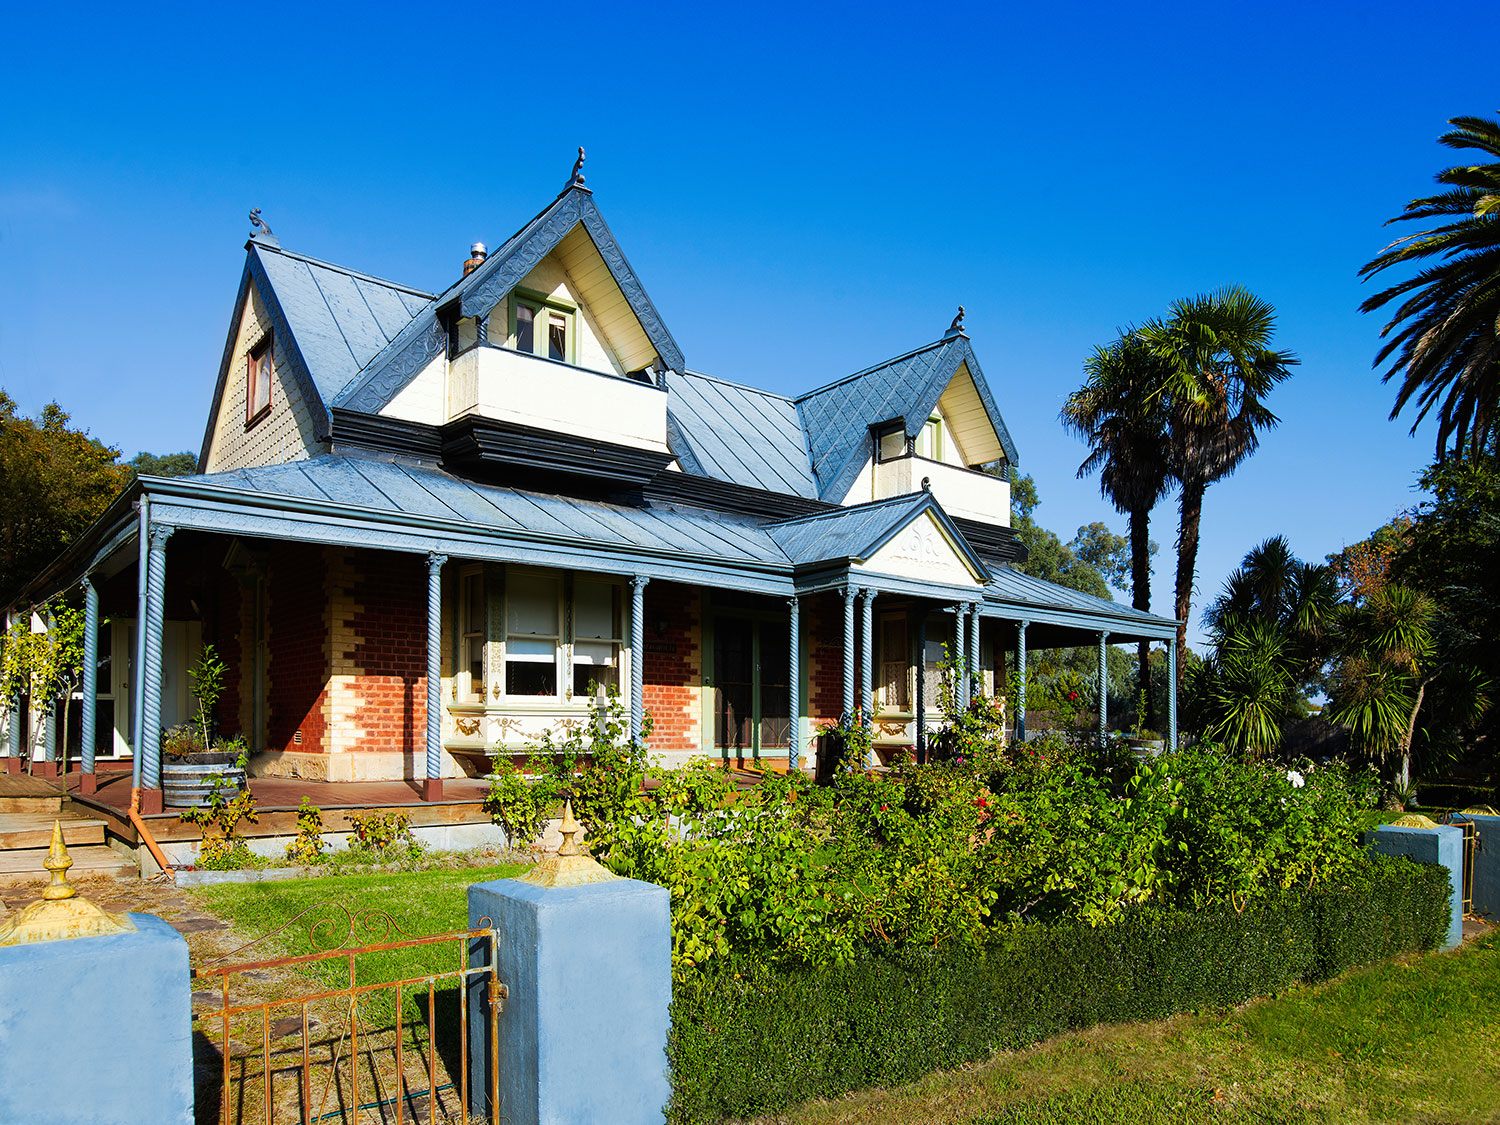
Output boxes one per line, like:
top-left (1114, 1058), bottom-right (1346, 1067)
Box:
top-left (508, 290), bottom-right (574, 364)
top-left (246, 334), bottom-right (273, 427)
top-left (875, 423), bottom-right (907, 463)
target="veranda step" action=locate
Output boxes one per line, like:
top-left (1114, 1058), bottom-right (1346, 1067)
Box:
top-left (0, 844), bottom-right (137, 880)
top-left (0, 814), bottom-right (106, 850)
top-left (0, 774), bottom-right (65, 815)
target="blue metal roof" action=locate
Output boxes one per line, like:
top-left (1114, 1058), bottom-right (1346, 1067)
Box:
top-left (664, 371), bottom-right (817, 499)
top-left (765, 492), bottom-right (988, 582)
top-left (983, 565), bottom-right (1179, 640)
top-left (252, 243), bottom-right (432, 406)
top-left (794, 333), bottom-right (1020, 504)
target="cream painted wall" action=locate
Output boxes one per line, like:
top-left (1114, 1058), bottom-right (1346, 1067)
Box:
top-left (205, 286), bottom-right (326, 471)
top-left (380, 351), bottom-right (447, 425)
top-left (449, 347), bottom-right (668, 452)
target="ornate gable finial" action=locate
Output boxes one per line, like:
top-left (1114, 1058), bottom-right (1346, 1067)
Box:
top-left (568, 147), bottom-right (586, 189)
top-left (947, 305), bottom-right (966, 335)
top-left (248, 208), bottom-right (279, 247)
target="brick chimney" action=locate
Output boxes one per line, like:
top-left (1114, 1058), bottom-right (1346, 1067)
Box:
top-left (463, 242), bottom-right (487, 277)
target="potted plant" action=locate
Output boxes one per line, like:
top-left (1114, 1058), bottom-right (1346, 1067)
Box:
top-left (814, 711), bottom-right (873, 784)
top-left (161, 644), bottom-right (250, 807)
top-left (1124, 690), bottom-right (1165, 755)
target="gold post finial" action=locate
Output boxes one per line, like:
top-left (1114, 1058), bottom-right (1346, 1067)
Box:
top-left (42, 819), bottom-right (76, 901)
top-left (557, 801), bottom-right (582, 857)
top-left (0, 821), bottom-right (135, 946)
top-left (515, 798), bottom-right (620, 888)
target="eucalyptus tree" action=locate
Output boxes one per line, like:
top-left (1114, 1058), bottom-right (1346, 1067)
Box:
top-left (1061, 333), bottom-right (1173, 709)
top-left (1360, 113), bottom-right (1500, 461)
top-left (1140, 288), bottom-right (1298, 688)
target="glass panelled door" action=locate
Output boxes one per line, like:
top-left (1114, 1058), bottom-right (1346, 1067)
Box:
top-left (712, 615), bottom-right (790, 760)
top-left (713, 617), bottom-right (754, 754)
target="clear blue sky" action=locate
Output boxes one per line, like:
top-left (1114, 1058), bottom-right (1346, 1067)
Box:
top-left (0, 0), bottom-right (1490, 650)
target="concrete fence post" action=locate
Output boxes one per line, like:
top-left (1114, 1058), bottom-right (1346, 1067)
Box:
top-left (468, 804), bottom-right (671, 1124)
top-left (1366, 821), bottom-right (1465, 950)
top-left (0, 824), bottom-right (192, 1123)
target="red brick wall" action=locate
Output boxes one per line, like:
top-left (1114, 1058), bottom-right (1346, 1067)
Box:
top-left (267, 543), bottom-right (329, 754)
top-left (642, 582), bottom-right (699, 753)
top-left (344, 550), bottom-right (427, 755)
top-left (807, 592), bottom-right (845, 725)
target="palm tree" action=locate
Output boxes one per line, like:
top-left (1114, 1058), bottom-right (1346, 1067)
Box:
top-left (1199, 536), bottom-right (1339, 755)
top-left (1141, 288), bottom-right (1298, 689)
top-left (1061, 333), bottom-right (1173, 714)
top-left (1360, 114), bottom-right (1500, 461)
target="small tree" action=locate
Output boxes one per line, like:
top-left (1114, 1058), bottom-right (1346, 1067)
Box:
top-left (0, 605), bottom-right (84, 769)
top-left (188, 643), bottom-right (227, 750)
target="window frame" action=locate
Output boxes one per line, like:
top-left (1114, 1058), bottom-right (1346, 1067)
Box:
top-left (506, 288), bottom-right (577, 365)
top-left (245, 333), bottom-right (274, 427)
top-left (456, 565), bottom-right (487, 704)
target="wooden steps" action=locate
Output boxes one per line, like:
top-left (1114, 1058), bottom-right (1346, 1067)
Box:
top-left (0, 844), bottom-right (136, 879)
top-left (0, 775), bottom-right (136, 881)
top-left (0, 814), bottom-right (106, 850)
top-left (0, 773), bottom-right (65, 814)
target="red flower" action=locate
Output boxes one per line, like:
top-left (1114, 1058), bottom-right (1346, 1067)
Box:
top-left (879, 804), bottom-right (888, 811)
top-left (975, 797), bottom-right (988, 807)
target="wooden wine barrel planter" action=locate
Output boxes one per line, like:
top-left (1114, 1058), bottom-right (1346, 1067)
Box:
top-left (163, 753), bottom-right (246, 808)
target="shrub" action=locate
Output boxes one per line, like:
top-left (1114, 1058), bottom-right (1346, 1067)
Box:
top-left (344, 810), bottom-right (423, 861)
top-left (180, 787), bottom-right (259, 869)
top-left (666, 855), bottom-right (1450, 1123)
top-left (161, 723), bottom-right (205, 757)
top-left (284, 797), bottom-right (327, 865)
top-left (484, 757), bottom-right (561, 850)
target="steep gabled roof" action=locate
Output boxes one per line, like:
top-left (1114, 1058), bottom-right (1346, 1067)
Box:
top-left (663, 370), bottom-right (817, 499)
top-left (794, 332), bottom-right (1019, 504)
top-left (334, 186), bottom-right (685, 414)
top-left (196, 239), bottom-right (433, 468)
top-left (765, 491), bottom-right (989, 579)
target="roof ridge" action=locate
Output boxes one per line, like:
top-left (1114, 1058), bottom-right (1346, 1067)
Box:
top-left (765, 490), bottom-right (927, 529)
top-left (793, 338), bottom-right (955, 402)
top-left (251, 242), bottom-right (435, 299)
top-left (677, 368), bottom-right (797, 403)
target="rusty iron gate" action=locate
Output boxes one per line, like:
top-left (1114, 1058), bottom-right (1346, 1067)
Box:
top-left (193, 904), bottom-right (506, 1125)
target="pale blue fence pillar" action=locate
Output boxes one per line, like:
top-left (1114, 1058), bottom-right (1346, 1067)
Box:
top-left (1453, 813), bottom-right (1498, 920)
top-left (468, 819), bottom-right (670, 1125)
top-left (1367, 823), bottom-right (1465, 950)
top-left (787, 595), bottom-right (801, 773)
top-left (80, 575), bottom-right (99, 794)
top-left (424, 552), bottom-right (447, 801)
top-left (630, 576), bottom-right (649, 743)
top-left (0, 840), bottom-right (192, 1123)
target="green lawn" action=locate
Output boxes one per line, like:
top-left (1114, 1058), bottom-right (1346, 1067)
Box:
top-left (753, 929), bottom-right (1500, 1125)
top-left (189, 863), bottom-right (530, 1022)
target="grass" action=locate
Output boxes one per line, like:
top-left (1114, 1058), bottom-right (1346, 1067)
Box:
top-left (749, 929), bottom-right (1500, 1125)
top-left (189, 862), bottom-right (531, 1020)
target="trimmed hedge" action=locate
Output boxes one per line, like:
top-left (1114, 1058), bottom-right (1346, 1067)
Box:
top-left (668, 855), bottom-right (1449, 1122)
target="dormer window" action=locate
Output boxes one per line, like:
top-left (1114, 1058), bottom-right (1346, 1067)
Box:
top-left (915, 415), bottom-right (943, 460)
top-left (508, 289), bottom-right (574, 364)
top-left (246, 334), bottom-right (273, 427)
top-left (875, 421), bottom-right (907, 462)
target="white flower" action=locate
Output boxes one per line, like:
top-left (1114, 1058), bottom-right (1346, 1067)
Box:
top-left (1286, 769), bottom-right (1306, 789)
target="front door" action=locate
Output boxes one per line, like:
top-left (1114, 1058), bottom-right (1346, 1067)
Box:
top-left (710, 614), bottom-right (790, 764)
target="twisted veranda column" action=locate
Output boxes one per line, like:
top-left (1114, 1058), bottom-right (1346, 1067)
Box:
top-left (424, 552), bottom-right (447, 800)
top-left (841, 586), bottom-right (856, 721)
top-left (80, 575), bottom-right (99, 793)
top-left (630, 576), bottom-right (649, 744)
top-left (1015, 620), bottom-right (1028, 741)
top-left (787, 595), bottom-right (800, 774)
top-left (1097, 631), bottom-right (1110, 742)
top-left (140, 524), bottom-right (173, 793)
top-left (1168, 640), bottom-right (1178, 751)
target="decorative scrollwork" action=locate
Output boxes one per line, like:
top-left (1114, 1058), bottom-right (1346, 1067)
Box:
top-left (454, 716), bottom-right (482, 737)
top-left (200, 900), bottom-right (413, 969)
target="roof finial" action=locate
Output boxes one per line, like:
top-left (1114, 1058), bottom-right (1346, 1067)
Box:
top-left (568, 146), bottom-right (586, 188)
top-left (248, 208), bottom-right (279, 247)
top-left (947, 305), bottom-right (966, 335)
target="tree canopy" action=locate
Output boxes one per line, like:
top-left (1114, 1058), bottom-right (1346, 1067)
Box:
top-left (128, 451), bottom-right (198, 478)
top-left (1360, 113), bottom-right (1500, 461)
top-left (0, 392), bottom-right (130, 601)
